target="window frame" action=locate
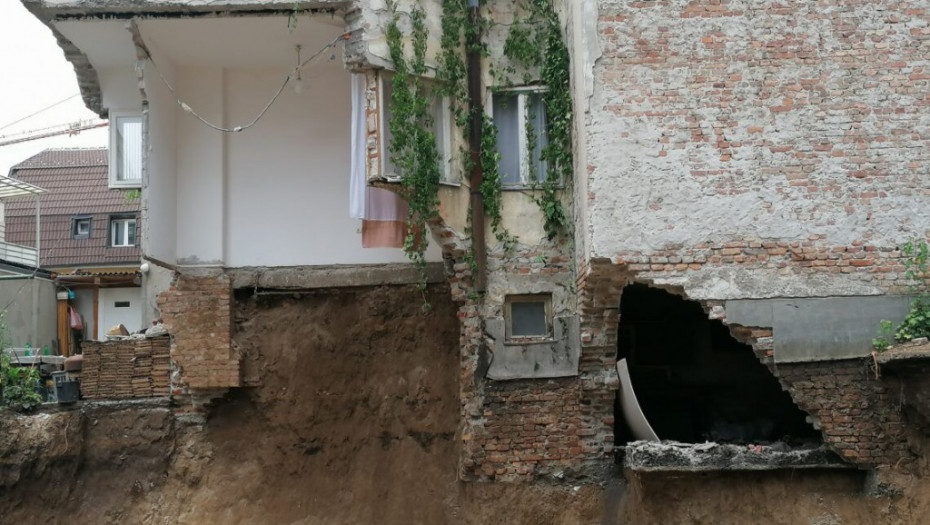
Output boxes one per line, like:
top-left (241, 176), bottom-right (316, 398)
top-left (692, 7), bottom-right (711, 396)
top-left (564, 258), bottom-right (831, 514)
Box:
top-left (71, 216), bottom-right (92, 240)
top-left (504, 293), bottom-right (554, 342)
top-left (488, 86), bottom-right (551, 189)
top-left (108, 215), bottom-right (137, 248)
top-left (108, 110), bottom-right (143, 189)
top-left (378, 72), bottom-right (457, 186)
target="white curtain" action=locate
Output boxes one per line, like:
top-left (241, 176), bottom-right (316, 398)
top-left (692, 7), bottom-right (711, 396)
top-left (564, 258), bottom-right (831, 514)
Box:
top-left (349, 73), bottom-right (367, 219)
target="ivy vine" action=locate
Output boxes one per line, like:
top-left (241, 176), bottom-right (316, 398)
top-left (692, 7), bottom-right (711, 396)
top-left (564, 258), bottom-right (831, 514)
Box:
top-left (385, 1), bottom-right (442, 288)
top-left (384, 0), bottom-right (574, 277)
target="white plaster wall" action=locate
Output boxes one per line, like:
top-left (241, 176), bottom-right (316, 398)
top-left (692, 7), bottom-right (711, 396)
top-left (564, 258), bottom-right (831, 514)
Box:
top-left (72, 288), bottom-right (96, 340)
top-left (99, 68), bottom-right (143, 113)
top-left (175, 66), bottom-right (226, 265)
top-left (142, 42), bottom-right (178, 264)
top-left (222, 64), bottom-right (439, 266)
top-left (98, 287), bottom-right (143, 335)
top-left (166, 62), bottom-right (439, 267)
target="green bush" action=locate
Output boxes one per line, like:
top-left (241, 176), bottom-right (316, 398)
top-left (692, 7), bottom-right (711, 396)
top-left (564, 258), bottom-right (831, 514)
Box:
top-left (0, 353), bottom-right (42, 412)
top-left (875, 239), bottom-right (930, 350)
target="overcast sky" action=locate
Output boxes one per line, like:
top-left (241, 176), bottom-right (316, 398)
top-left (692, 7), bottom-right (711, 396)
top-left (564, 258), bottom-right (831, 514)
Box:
top-left (0, 2), bottom-right (108, 178)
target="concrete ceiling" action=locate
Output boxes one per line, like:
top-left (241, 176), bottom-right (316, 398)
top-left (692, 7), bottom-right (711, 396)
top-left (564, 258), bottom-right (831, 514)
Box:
top-left (56, 15), bottom-right (345, 70)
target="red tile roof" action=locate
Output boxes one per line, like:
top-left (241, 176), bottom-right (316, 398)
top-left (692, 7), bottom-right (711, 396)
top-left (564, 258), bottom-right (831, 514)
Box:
top-left (4, 148), bottom-right (140, 268)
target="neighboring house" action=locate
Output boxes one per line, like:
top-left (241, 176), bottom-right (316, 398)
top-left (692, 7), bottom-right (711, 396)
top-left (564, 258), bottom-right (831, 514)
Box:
top-left (21, 0), bottom-right (930, 491)
top-left (6, 148), bottom-right (142, 347)
top-left (0, 173), bottom-right (56, 352)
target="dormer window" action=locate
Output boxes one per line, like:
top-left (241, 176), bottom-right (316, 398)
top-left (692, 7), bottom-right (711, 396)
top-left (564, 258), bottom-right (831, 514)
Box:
top-left (109, 112), bottom-right (142, 188)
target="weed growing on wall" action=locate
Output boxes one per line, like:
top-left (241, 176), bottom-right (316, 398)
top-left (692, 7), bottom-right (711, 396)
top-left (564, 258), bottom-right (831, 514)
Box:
top-left (874, 239), bottom-right (930, 350)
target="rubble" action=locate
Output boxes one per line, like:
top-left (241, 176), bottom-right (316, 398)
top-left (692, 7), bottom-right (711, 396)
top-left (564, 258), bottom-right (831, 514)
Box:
top-left (623, 440), bottom-right (849, 472)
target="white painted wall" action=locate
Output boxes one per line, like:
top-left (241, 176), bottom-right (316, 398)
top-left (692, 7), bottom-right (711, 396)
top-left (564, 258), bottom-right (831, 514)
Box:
top-left (162, 62), bottom-right (440, 267)
top-left (98, 287), bottom-right (143, 336)
top-left (142, 40), bottom-right (178, 264)
top-left (175, 66), bottom-right (226, 265)
top-left (99, 67), bottom-right (143, 112)
top-left (72, 288), bottom-right (95, 340)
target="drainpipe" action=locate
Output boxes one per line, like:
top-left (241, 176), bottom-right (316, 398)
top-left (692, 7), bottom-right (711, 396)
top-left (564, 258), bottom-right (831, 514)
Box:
top-left (466, 0), bottom-right (487, 293)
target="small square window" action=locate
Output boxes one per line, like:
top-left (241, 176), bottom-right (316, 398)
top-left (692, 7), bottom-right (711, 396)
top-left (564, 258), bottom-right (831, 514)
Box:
top-left (505, 294), bottom-right (552, 340)
top-left (109, 216), bottom-right (137, 247)
top-left (380, 73), bottom-right (456, 185)
top-left (491, 89), bottom-right (548, 187)
top-left (71, 217), bottom-right (91, 239)
top-left (109, 111), bottom-right (142, 188)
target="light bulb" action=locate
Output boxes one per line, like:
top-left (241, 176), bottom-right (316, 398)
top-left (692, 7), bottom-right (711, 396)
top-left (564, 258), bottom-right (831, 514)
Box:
top-left (292, 74), bottom-right (306, 94)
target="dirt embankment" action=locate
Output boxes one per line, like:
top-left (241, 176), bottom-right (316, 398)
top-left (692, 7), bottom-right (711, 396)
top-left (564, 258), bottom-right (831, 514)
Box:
top-left (4, 284), bottom-right (930, 524)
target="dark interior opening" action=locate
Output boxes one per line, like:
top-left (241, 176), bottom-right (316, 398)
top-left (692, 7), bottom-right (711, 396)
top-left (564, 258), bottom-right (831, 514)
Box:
top-left (615, 283), bottom-right (819, 445)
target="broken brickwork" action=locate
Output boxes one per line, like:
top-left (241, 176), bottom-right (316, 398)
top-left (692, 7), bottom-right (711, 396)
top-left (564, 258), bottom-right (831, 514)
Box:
top-left (777, 359), bottom-right (912, 467)
top-left (157, 272), bottom-right (240, 391)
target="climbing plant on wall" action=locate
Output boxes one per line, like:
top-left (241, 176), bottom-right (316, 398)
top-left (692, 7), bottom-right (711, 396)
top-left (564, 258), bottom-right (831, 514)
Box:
top-left (499, 0), bottom-right (574, 240)
top-left (385, 0), bottom-right (574, 268)
top-left (385, 1), bottom-right (442, 287)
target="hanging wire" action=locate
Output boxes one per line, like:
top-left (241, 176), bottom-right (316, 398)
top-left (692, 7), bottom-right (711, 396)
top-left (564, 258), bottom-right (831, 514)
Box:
top-left (0, 94), bottom-right (81, 132)
top-left (146, 33), bottom-right (348, 133)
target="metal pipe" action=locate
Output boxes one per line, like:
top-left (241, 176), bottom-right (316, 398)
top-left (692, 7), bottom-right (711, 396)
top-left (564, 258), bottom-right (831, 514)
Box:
top-left (34, 195), bottom-right (40, 268)
top-left (466, 0), bottom-right (487, 293)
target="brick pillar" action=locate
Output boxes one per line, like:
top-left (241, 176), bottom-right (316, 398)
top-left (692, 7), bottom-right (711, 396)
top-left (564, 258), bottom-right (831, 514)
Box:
top-left (157, 271), bottom-right (240, 392)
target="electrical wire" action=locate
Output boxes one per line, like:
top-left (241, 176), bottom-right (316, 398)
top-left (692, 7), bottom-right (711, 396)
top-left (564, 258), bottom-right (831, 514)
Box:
top-left (0, 94), bottom-right (81, 132)
top-left (147, 34), bottom-right (348, 133)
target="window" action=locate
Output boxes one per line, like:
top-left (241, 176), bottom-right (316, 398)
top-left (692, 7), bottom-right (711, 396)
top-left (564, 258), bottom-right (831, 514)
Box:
top-left (71, 217), bottom-right (92, 239)
top-left (380, 73), bottom-right (456, 184)
top-left (109, 112), bottom-right (142, 188)
top-left (491, 89), bottom-right (548, 187)
top-left (505, 294), bottom-right (553, 341)
top-left (109, 216), bottom-right (137, 247)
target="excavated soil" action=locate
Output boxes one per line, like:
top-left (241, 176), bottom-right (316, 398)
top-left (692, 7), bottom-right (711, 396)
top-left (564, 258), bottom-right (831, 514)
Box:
top-left (4, 284), bottom-right (930, 524)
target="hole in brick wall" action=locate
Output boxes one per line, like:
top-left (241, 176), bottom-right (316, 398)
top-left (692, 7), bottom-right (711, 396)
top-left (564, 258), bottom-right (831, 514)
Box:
top-left (614, 283), bottom-right (819, 445)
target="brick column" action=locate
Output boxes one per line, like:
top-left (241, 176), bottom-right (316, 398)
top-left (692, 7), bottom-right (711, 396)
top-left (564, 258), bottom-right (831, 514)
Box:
top-left (157, 271), bottom-right (240, 393)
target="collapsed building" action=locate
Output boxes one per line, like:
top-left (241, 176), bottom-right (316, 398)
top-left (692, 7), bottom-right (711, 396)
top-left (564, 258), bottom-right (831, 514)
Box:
top-left (4, 0), bottom-right (930, 522)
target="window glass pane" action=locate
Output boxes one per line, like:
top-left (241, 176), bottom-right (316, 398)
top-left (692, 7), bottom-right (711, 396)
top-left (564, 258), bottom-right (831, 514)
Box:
top-left (117, 117), bottom-right (142, 182)
top-left (432, 95), bottom-right (452, 183)
top-left (111, 220), bottom-right (119, 245)
top-left (527, 93), bottom-right (548, 183)
top-left (128, 220), bottom-right (137, 246)
top-left (493, 93), bottom-right (521, 185)
top-left (511, 301), bottom-right (548, 337)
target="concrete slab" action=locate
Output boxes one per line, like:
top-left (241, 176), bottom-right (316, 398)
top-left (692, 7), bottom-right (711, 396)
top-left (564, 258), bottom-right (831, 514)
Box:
top-left (486, 316), bottom-right (580, 380)
top-left (725, 296), bottom-right (912, 363)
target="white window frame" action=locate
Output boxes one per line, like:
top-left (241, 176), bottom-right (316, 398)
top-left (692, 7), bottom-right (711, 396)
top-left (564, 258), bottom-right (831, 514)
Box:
top-left (379, 73), bottom-right (457, 185)
top-left (108, 110), bottom-right (143, 189)
top-left (109, 216), bottom-right (137, 248)
top-left (488, 87), bottom-right (550, 189)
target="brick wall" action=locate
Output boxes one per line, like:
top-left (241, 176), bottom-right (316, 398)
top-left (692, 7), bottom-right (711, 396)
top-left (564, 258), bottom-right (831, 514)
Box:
top-left (156, 273), bottom-right (240, 391)
top-left (463, 378), bottom-right (582, 481)
top-left (80, 336), bottom-right (170, 399)
top-left (586, 0), bottom-right (930, 283)
top-left (777, 359), bottom-right (912, 468)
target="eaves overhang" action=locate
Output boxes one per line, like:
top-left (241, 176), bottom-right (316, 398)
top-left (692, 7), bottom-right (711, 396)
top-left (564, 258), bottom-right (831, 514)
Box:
top-left (20, 0), bottom-right (352, 118)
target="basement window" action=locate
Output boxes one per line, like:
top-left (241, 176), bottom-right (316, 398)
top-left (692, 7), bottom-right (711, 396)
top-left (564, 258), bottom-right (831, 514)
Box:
top-left (71, 217), bottom-right (92, 239)
top-left (491, 88), bottom-right (548, 187)
top-left (380, 73), bottom-right (455, 185)
top-left (505, 294), bottom-right (552, 341)
top-left (109, 111), bottom-right (142, 188)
